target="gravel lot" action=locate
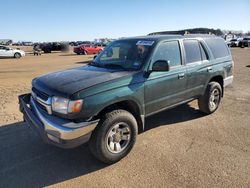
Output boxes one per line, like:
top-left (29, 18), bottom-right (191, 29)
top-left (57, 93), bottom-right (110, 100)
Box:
top-left (0, 48), bottom-right (249, 187)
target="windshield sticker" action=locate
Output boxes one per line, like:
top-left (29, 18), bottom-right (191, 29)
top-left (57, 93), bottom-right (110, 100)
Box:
top-left (136, 40), bottom-right (154, 46)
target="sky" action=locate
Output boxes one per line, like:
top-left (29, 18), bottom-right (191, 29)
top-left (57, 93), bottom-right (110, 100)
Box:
top-left (1, 0), bottom-right (249, 42)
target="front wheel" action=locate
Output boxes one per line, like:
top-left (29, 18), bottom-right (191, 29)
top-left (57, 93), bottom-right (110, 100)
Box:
top-left (198, 82), bottom-right (222, 114)
top-left (14, 53), bottom-right (21, 58)
top-left (89, 109), bottom-right (138, 164)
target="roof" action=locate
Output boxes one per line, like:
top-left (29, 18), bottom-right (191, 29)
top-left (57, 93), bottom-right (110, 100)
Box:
top-left (118, 34), bottom-right (219, 42)
top-left (119, 35), bottom-right (182, 42)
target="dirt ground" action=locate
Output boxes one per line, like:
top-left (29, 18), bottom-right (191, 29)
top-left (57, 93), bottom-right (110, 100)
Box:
top-left (0, 48), bottom-right (249, 188)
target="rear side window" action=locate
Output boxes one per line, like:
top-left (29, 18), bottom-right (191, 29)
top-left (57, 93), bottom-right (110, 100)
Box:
top-left (153, 41), bottom-right (181, 67)
top-left (204, 38), bottom-right (230, 59)
top-left (183, 40), bottom-right (202, 63)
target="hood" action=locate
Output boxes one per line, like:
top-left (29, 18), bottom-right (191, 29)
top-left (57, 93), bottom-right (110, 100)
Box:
top-left (32, 65), bottom-right (135, 97)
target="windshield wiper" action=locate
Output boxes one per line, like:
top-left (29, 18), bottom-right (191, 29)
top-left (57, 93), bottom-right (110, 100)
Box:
top-left (103, 64), bottom-right (127, 71)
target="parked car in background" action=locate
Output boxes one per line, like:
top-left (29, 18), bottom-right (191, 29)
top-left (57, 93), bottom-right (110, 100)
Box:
top-left (239, 37), bottom-right (250, 48)
top-left (22, 41), bottom-right (33, 46)
top-left (73, 44), bottom-right (102, 55)
top-left (69, 41), bottom-right (91, 46)
top-left (40, 42), bottom-right (69, 53)
top-left (19, 35), bottom-right (233, 164)
top-left (94, 43), bottom-right (107, 50)
top-left (227, 38), bottom-right (243, 47)
top-left (0, 45), bottom-right (25, 58)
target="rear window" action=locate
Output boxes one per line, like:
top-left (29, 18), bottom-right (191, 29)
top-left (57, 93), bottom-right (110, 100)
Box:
top-left (204, 38), bottom-right (230, 59)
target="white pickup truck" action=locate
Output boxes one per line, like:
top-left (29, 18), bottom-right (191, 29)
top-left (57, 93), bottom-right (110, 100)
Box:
top-left (0, 45), bottom-right (25, 58)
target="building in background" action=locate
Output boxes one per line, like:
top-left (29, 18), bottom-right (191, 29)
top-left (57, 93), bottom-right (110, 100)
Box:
top-left (0, 39), bottom-right (13, 45)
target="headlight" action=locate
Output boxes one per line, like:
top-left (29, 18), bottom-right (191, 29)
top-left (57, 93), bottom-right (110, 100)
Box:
top-left (52, 96), bottom-right (83, 114)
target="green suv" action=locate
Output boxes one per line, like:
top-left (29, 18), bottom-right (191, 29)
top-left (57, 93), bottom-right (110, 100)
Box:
top-left (19, 35), bottom-right (234, 164)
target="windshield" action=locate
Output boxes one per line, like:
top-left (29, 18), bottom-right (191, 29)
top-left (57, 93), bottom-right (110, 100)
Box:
top-left (92, 40), bottom-right (155, 71)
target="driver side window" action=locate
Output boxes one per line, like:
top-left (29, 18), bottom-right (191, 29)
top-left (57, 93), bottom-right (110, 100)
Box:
top-left (152, 41), bottom-right (182, 67)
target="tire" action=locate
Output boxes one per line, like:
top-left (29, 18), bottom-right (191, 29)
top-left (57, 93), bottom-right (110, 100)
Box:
top-left (198, 81), bottom-right (222, 114)
top-left (89, 109), bottom-right (138, 164)
top-left (14, 53), bottom-right (21, 58)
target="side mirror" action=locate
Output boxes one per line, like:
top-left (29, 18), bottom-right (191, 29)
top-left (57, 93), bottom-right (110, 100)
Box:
top-left (152, 60), bottom-right (170, 72)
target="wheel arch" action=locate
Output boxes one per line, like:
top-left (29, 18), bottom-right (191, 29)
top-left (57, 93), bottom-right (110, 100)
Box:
top-left (95, 100), bottom-right (144, 133)
top-left (208, 75), bottom-right (224, 97)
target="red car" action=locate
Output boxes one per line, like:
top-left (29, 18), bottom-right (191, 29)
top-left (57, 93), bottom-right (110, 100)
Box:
top-left (73, 44), bottom-right (103, 55)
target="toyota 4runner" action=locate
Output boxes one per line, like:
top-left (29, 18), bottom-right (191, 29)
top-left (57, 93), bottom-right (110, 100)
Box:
top-left (19, 35), bottom-right (233, 164)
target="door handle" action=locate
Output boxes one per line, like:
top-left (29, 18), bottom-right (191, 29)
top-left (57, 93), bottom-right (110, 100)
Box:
top-left (207, 67), bottom-right (213, 72)
top-left (178, 73), bottom-right (185, 79)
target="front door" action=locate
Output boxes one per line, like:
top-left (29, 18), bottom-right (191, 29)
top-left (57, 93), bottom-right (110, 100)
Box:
top-left (145, 40), bottom-right (188, 116)
top-left (0, 46), bottom-right (12, 57)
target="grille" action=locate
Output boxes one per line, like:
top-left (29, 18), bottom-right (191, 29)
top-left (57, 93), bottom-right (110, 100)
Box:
top-left (32, 87), bottom-right (49, 101)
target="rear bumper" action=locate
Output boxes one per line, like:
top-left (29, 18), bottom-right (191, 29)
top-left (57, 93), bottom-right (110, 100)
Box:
top-left (19, 94), bottom-right (99, 148)
top-left (224, 75), bottom-right (233, 87)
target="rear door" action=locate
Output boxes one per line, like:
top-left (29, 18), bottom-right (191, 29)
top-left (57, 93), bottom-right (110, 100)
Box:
top-left (145, 40), bottom-right (188, 115)
top-left (183, 39), bottom-right (211, 98)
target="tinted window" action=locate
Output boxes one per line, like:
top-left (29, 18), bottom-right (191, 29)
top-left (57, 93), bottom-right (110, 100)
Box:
top-left (184, 40), bottom-right (202, 63)
top-left (153, 41), bottom-right (181, 67)
top-left (204, 38), bottom-right (230, 59)
top-left (0, 46), bottom-right (7, 50)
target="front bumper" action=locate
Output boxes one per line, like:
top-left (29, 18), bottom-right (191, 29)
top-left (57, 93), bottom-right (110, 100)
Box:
top-left (19, 94), bottom-right (99, 148)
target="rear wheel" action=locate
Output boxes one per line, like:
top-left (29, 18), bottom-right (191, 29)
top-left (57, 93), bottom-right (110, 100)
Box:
top-left (89, 109), bottom-right (138, 164)
top-left (14, 53), bottom-right (21, 58)
top-left (198, 82), bottom-right (222, 114)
